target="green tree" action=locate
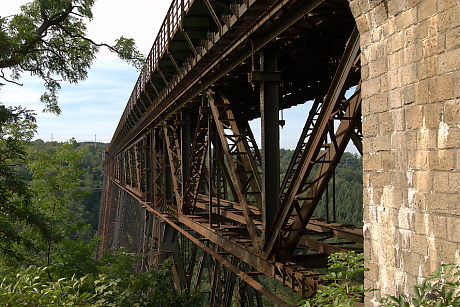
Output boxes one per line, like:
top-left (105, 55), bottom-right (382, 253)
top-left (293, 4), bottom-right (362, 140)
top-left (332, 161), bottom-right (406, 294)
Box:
top-left (27, 140), bottom-right (98, 277)
top-left (0, 105), bottom-right (51, 263)
top-left (0, 0), bottom-right (144, 262)
top-left (0, 0), bottom-right (144, 114)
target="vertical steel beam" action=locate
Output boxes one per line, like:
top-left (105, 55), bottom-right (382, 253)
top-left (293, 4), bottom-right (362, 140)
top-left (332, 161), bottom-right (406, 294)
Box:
top-left (145, 133), bottom-right (153, 202)
top-left (180, 111), bottom-right (191, 201)
top-left (163, 130), bottom-right (174, 209)
top-left (259, 46), bottom-right (280, 242)
top-left (208, 108), bottom-right (214, 226)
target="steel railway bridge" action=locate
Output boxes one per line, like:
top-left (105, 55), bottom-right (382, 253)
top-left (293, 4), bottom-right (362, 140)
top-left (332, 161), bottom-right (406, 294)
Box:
top-left (98, 0), bottom-right (364, 305)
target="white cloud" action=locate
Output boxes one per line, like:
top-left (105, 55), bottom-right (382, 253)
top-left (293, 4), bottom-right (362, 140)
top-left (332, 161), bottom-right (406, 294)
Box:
top-left (1, 1), bottom-right (171, 143)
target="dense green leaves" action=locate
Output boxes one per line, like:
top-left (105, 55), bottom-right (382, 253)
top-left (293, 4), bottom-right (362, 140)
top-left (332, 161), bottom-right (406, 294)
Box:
top-left (0, 139), bottom-right (203, 306)
top-left (0, 260), bottom-right (202, 307)
top-left (0, 105), bottom-right (51, 263)
top-left (299, 252), bottom-right (368, 307)
top-left (24, 140), bottom-right (100, 276)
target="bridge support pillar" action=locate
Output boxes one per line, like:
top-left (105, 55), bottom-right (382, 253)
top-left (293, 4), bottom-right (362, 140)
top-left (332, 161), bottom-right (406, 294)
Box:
top-left (258, 46), bottom-right (281, 242)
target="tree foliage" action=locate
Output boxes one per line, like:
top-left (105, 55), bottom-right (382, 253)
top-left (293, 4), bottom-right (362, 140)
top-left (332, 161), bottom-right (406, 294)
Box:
top-left (0, 259), bottom-right (202, 307)
top-left (0, 0), bottom-right (143, 261)
top-left (0, 0), bottom-right (144, 114)
top-left (299, 252), bottom-right (368, 307)
top-left (0, 105), bottom-right (51, 262)
top-left (27, 140), bottom-right (94, 273)
top-left (280, 150), bottom-right (363, 227)
top-left (381, 263), bottom-right (460, 307)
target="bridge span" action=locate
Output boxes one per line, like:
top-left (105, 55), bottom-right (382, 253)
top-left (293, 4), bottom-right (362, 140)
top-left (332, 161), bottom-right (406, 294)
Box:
top-left (98, 0), bottom-right (363, 305)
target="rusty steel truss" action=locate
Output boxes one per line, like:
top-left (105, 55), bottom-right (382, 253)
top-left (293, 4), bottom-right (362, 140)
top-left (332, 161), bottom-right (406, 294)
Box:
top-left (98, 0), bottom-right (363, 305)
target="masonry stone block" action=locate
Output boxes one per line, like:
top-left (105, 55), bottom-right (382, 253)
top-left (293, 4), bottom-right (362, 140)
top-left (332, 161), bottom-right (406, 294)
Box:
top-left (417, 128), bottom-right (437, 149)
top-left (414, 212), bottom-right (429, 236)
top-left (446, 217), bottom-right (460, 243)
top-left (363, 113), bottom-right (379, 137)
top-left (404, 131), bottom-right (418, 150)
top-left (370, 94), bottom-right (390, 114)
top-left (432, 171), bottom-right (449, 193)
top-left (438, 0), bottom-right (457, 11)
top-left (348, 0), bottom-right (460, 303)
top-left (437, 49), bottom-right (460, 74)
top-left (437, 5), bottom-right (460, 32)
top-left (415, 77), bottom-right (434, 105)
top-left (448, 172), bottom-right (460, 192)
top-left (362, 77), bottom-right (381, 98)
top-left (417, 0), bottom-right (437, 20)
top-left (428, 150), bottom-right (455, 170)
top-left (423, 103), bottom-right (442, 129)
top-left (381, 151), bottom-right (396, 170)
top-left (445, 100), bottom-right (460, 125)
top-left (372, 171), bottom-right (392, 188)
top-left (395, 8), bottom-right (416, 30)
top-left (446, 26), bottom-right (460, 50)
top-left (410, 233), bottom-right (428, 255)
top-left (440, 239), bottom-right (459, 263)
top-left (408, 150), bottom-right (428, 170)
top-left (426, 192), bottom-right (460, 215)
top-left (402, 249), bottom-right (423, 276)
top-left (431, 214), bottom-right (448, 240)
top-left (406, 106), bottom-right (424, 129)
top-left (388, 69), bottom-right (401, 91)
top-left (413, 170), bottom-right (432, 191)
top-left (379, 112), bottom-right (393, 134)
top-left (401, 84), bottom-right (415, 105)
top-left (434, 73), bottom-right (456, 102)
top-left (374, 134), bottom-right (391, 152)
top-left (417, 55), bottom-right (437, 80)
top-left (444, 127), bottom-right (460, 149)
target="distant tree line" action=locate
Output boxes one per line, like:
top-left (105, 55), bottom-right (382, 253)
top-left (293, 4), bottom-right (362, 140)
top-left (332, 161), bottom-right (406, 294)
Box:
top-left (280, 149), bottom-right (363, 227)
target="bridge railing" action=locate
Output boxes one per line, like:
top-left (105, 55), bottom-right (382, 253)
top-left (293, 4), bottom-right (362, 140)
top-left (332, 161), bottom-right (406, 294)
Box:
top-left (113, 0), bottom-right (193, 143)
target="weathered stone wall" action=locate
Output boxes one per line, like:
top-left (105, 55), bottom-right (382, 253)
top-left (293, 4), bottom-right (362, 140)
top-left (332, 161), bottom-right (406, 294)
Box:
top-left (347, 0), bottom-right (460, 304)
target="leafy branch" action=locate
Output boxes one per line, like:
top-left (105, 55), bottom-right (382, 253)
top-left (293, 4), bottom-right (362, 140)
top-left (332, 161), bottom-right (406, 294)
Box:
top-left (381, 263), bottom-right (460, 307)
top-left (299, 252), bottom-right (370, 307)
top-left (0, 0), bottom-right (145, 114)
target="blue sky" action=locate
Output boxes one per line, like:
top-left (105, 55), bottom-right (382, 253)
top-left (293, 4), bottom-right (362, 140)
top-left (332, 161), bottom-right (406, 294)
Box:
top-left (1, 0), bottom-right (171, 143)
top-left (1, 60), bottom-right (138, 143)
top-left (1, 1), bottom-right (359, 152)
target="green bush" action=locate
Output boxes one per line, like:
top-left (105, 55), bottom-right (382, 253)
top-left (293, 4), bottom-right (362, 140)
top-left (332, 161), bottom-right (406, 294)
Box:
top-left (299, 251), bottom-right (368, 307)
top-left (0, 259), bottom-right (202, 307)
top-left (298, 252), bottom-right (459, 307)
top-left (0, 266), bottom-right (96, 306)
top-left (381, 263), bottom-right (460, 307)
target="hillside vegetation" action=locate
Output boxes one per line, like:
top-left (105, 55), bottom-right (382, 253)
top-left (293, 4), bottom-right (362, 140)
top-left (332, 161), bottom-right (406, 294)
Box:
top-left (280, 149), bottom-right (363, 227)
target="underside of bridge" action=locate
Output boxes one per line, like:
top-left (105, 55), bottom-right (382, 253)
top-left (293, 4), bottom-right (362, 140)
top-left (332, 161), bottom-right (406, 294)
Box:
top-left (98, 0), bottom-right (364, 305)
